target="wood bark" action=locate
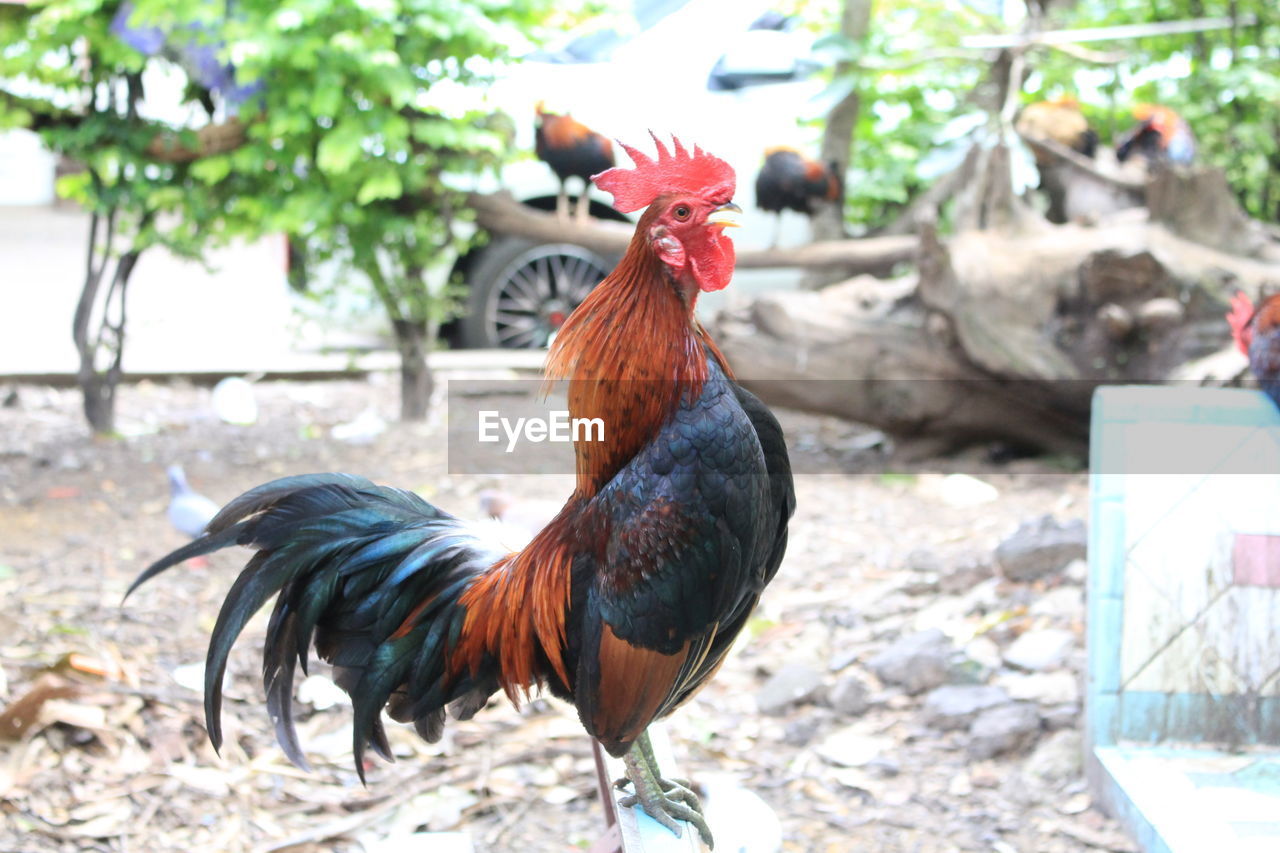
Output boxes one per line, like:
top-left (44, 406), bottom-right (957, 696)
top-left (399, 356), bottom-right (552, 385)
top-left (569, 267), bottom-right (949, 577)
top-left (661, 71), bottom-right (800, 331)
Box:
top-left (392, 319), bottom-right (434, 422)
top-left (806, 0), bottom-right (874, 247)
top-left (72, 206), bottom-right (147, 435)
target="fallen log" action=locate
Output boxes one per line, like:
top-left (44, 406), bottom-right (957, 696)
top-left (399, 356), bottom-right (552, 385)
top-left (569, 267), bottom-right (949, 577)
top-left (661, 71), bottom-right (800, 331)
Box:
top-left (464, 191), bottom-right (918, 274)
top-left (715, 201), bottom-right (1280, 455)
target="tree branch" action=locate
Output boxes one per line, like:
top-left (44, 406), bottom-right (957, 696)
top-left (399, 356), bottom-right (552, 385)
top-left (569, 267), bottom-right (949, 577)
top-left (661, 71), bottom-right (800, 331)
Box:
top-left (1017, 133), bottom-right (1146, 191)
top-left (1, 87), bottom-right (247, 163)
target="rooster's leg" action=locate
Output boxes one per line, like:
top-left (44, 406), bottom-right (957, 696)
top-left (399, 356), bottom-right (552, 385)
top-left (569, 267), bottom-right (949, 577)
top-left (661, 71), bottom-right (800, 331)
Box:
top-left (574, 181), bottom-right (591, 223)
top-left (616, 731), bottom-right (713, 848)
top-left (556, 182), bottom-right (570, 220)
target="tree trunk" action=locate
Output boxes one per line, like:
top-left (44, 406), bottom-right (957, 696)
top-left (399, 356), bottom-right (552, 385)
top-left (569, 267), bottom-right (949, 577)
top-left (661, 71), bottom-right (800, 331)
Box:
top-left (802, 0), bottom-right (874, 288)
top-left (72, 210), bottom-right (143, 435)
top-left (393, 318), bottom-right (434, 421)
top-left (79, 372), bottom-right (117, 436)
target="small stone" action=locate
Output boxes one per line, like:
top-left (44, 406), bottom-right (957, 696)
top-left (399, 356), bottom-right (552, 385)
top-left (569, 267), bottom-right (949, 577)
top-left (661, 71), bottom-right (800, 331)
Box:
top-left (905, 548), bottom-right (943, 573)
top-left (1064, 558), bottom-right (1088, 584)
top-left (867, 629), bottom-right (955, 695)
top-left (1029, 586), bottom-right (1084, 620)
top-left (939, 555), bottom-right (995, 594)
top-left (968, 702), bottom-right (1042, 760)
top-left (1022, 729), bottom-right (1083, 787)
top-left (1059, 792), bottom-right (1092, 815)
top-left (1097, 303), bottom-right (1134, 341)
top-left (756, 663), bottom-right (824, 715)
top-left (995, 515), bottom-right (1087, 582)
top-left (900, 573), bottom-right (941, 596)
top-left (782, 715), bottom-right (825, 747)
top-left (997, 671), bottom-right (1080, 706)
top-left (816, 728), bottom-right (893, 768)
top-left (1003, 628), bottom-right (1077, 672)
top-left (923, 685), bottom-right (1011, 731)
top-left (826, 676), bottom-right (871, 717)
top-left (947, 772), bottom-right (973, 797)
top-left (1135, 297), bottom-right (1185, 331)
top-left (1042, 703), bottom-right (1082, 730)
top-left (964, 636), bottom-right (1003, 671)
top-left (970, 766), bottom-right (1002, 788)
top-left (864, 756), bottom-right (901, 778)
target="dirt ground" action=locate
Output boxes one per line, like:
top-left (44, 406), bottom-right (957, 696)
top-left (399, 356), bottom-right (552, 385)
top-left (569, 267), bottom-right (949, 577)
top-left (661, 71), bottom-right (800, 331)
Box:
top-left (0, 375), bottom-right (1135, 853)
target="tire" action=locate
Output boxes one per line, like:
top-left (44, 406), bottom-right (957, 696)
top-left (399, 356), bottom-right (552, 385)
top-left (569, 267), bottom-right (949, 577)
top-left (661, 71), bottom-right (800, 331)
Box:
top-left (458, 236), bottom-right (617, 349)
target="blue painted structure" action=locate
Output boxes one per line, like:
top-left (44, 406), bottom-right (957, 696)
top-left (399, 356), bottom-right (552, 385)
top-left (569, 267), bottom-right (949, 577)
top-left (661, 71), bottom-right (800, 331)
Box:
top-left (1088, 385), bottom-right (1280, 853)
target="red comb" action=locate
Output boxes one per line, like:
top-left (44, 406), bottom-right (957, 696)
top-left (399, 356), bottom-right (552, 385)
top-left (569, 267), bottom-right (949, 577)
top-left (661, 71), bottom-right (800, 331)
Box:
top-left (1227, 291), bottom-right (1256, 355)
top-left (592, 132), bottom-right (735, 214)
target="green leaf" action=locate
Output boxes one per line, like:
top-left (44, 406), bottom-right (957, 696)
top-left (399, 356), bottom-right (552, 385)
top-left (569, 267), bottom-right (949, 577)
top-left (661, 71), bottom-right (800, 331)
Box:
top-left (356, 169), bottom-right (403, 204)
top-left (190, 155), bottom-right (231, 185)
top-left (55, 171), bottom-right (92, 202)
top-left (316, 122), bottom-right (364, 174)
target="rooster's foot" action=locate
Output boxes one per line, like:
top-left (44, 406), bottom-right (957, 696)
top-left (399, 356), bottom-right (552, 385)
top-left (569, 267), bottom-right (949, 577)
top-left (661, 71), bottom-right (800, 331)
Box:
top-left (618, 732), bottom-right (714, 848)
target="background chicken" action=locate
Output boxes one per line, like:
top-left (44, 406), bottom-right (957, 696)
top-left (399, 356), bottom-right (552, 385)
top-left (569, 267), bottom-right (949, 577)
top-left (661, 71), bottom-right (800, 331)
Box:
top-left (165, 464), bottom-right (219, 568)
top-left (1227, 290), bottom-right (1280, 408)
top-left (534, 101), bottom-right (615, 221)
top-left (1014, 95), bottom-right (1099, 223)
top-left (1015, 95), bottom-right (1098, 161)
top-left (130, 135), bottom-right (794, 847)
top-left (1115, 103), bottom-right (1196, 165)
top-left (754, 146), bottom-right (843, 246)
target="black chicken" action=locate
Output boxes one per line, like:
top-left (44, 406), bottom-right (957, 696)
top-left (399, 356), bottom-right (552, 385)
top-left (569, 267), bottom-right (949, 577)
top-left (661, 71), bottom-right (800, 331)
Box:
top-left (534, 102), bottom-right (615, 221)
top-left (754, 146), bottom-right (842, 246)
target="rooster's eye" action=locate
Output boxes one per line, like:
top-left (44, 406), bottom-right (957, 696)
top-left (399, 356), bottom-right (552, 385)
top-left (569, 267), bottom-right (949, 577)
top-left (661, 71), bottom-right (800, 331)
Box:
top-left (673, 205), bottom-right (691, 221)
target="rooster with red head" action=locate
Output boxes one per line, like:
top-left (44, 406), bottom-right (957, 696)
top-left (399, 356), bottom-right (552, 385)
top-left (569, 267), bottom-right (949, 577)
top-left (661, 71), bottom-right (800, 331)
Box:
top-left (1228, 291), bottom-right (1280, 408)
top-left (129, 135), bottom-right (794, 847)
top-left (1116, 104), bottom-right (1196, 166)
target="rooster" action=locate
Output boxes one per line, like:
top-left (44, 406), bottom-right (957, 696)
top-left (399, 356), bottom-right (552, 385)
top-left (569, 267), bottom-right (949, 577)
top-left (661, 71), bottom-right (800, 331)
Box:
top-left (1227, 291), bottom-right (1280, 407)
top-left (128, 135), bottom-right (795, 847)
top-left (1115, 104), bottom-right (1196, 165)
top-left (535, 102), bottom-right (615, 222)
top-left (1015, 95), bottom-right (1098, 162)
top-left (754, 146), bottom-right (842, 246)
top-left (1015, 95), bottom-right (1099, 223)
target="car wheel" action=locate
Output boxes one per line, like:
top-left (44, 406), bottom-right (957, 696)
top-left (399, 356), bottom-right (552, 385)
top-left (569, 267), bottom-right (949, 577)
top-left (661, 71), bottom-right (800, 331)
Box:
top-left (459, 236), bottom-right (616, 349)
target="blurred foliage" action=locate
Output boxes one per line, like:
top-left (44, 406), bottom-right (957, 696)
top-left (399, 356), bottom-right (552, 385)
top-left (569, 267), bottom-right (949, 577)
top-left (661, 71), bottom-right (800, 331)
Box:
top-left (1031, 0), bottom-right (1279, 223)
top-left (797, 0), bottom-right (1278, 228)
top-left (1, 0), bottom-right (581, 418)
top-left (0, 0), bottom-right (219, 260)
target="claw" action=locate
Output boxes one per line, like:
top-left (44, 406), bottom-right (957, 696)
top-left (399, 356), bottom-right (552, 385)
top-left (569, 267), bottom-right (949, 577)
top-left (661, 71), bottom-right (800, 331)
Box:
top-left (619, 732), bottom-right (715, 849)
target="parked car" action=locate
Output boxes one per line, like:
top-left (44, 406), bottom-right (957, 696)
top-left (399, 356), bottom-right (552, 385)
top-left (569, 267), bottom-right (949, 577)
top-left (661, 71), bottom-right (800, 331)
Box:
top-left (448, 0), bottom-right (830, 349)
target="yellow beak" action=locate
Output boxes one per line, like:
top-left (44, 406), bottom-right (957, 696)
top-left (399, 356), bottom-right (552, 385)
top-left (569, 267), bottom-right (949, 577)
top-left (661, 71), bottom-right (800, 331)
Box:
top-left (706, 201), bottom-right (743, 228)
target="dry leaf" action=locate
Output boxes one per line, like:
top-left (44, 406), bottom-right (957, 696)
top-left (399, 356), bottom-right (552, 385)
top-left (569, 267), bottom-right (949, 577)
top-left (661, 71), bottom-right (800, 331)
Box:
top-left (167, 762), bottom-right (233, 797)
top-left (39, 698), bottom-right (108, 732)
top-left (0, 674), bottom-right (81, 742)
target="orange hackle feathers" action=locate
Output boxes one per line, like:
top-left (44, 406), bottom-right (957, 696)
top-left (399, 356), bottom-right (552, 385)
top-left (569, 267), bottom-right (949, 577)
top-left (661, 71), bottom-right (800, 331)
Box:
top-left (545, 240), bottom-right (711, 494)
top-left (1228, 291), bottom-right (1257, 355)
top-left (1133, 103), bottom-right (1181, 142)
top-left (593, 132), bottom-right (735, 213)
